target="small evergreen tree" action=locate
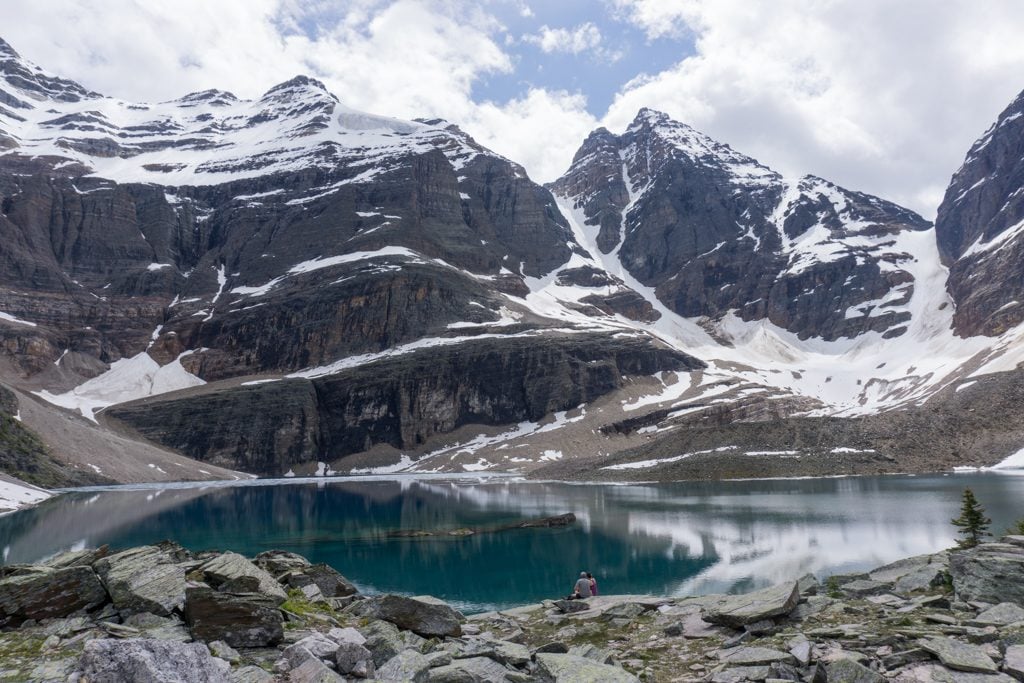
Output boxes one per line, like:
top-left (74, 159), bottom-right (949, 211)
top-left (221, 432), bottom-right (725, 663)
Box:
top-left (951, 488), bottom-right (991, 548)
top-left (1007, 518), bottom-right (1024, 536)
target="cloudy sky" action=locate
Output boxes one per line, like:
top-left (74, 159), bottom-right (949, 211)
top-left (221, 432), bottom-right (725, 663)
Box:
top-left (5, 0), bottom-right (1024, 217)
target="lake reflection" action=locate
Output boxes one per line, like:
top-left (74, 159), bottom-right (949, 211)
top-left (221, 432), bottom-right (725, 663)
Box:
top-left (2, 473), bottom-right (1023, 613)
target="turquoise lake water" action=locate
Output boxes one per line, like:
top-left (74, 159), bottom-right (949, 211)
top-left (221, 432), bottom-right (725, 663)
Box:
top-left (2, 472), bottom-right (1023, 613)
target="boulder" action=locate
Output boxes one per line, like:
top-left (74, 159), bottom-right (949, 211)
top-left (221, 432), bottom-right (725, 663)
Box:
top-left (377, 650), bottom-right (431, 683)
top-left (253, 549), bottom-right (311, 577)
top-left (0, 565), bottom-right (107, 627)
top-left (42, 544), bottom-right (110, 569)
top-left (826, 658), bottom-right (883, 683)
top-left (428, 656), bottom-right (514, 682)
top-left (703, 582), bottom-right (800, 628)
top-left (197, 552), bottom-right (287, 603)
top-left (534, 653), bottom-right (639, 682)
top-left (77, 637), bottom-right (230, 683)
top-left (285, 563), bottom-right (358, 598)
top-left (553, 599), bottom-right (589, 614)
top-left (335, 641), bottom-right (375, 678)
top-left (183, 584), bottom-right (284, 647)
top-left (208, 640), bottom-right (241, 664)
top-left (288, 657), bottom-right (345, 683)
top-left (950, 541), bottom-right (1024, 606)
top-left (349, 594), bottom-right (464, 637)
top-left (599, 602), bottom-right (649, 622)
top-left (969, 602), bottom-right (1024, 627)
top-left (710, 667), bottom-right (770, 683)
top-left (121, 612), bottom-right (191, 642)
top-left (360, 619), bottom-right (408, 667)
top-left (93, 545), bottom-right (188, 616)
top-left (230, 666), bottom-right (275, 682)
top-left (893, 664), bottom-right (1017, 682)
top-left (720, 646), bottom-right (795, 667)
top-left (1004, 645), bottom-right (1024, 681)
top-left (327, 626), bottom-right (365, 646)
top-left (918, 636), bottom-right (998, 673)
top-left (290, 633), bottom-right (339, 661)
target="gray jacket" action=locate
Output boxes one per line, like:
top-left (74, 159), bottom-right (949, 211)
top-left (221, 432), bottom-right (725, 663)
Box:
top-left (574, 577), bottom-right (592, 598)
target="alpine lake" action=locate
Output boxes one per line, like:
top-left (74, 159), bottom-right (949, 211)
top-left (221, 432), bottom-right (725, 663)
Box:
top-left (2, 472), bottom-right (1023, 614)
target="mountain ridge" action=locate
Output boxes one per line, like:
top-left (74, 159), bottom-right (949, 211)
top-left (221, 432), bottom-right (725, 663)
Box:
top-left (2, 35), bottom-right (1024, 482)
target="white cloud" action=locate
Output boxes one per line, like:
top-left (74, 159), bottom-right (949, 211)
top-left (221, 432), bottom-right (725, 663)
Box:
top-left (605, 0), bottom-right (1024, 216)
top-left (3, 1), bottom-right (1024, 216)
top-left (523, 22), bottom-right (603, 55)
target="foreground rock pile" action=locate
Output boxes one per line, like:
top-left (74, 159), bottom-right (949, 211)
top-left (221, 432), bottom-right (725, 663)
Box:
top-left (0, 537), bottom-right (1023, 681)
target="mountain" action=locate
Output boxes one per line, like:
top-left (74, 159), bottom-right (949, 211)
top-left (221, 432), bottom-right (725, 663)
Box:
top-left (551, 108), bottom-right (931, 342)
top-left (2, 35), bottom-right (1024, 484)
top-left (935, 89), bottom-right (1024, 336)
top-left (0, 36), bottom-right (697, 479)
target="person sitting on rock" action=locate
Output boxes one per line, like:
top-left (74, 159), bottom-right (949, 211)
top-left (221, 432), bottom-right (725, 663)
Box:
top-left (587, 571), bottom-right (598, 596)
top-left (566, 571), bottom-right (593, 600)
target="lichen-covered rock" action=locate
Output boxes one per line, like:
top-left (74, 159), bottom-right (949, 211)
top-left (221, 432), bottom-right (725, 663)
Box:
top-left (918, 636), bottom-right (998, 673)
top-left (76, 637), bottom-right (231, 683)
top-left (198, 552), bottom-right (287, 603)
top-left (335, 641), bottom-right (375, 678)
top-left (253, 549), bottom-right (310, 577)
top-left (93, 544), bottom-right (189, 616)
top-left (349, 594), bottom-right (464, 637)
top-left (427, 656), bottom-right (514, 682)
top-left (0, 565), bottom-right (107, 627)
top-left (702, 581), bottom-right (800, 628)
top-left (288, 657), bottom-right (345, 683)
top-left (285, 562), bottom-right (357, 598)
top-left (950, 541), bottom-right (1024, 607)
top-left (534, 653), bottom-right (640, 682)
top-left (377, 650), bottom-right (431, 683)
top-left (826, 657), bottom-right (884, 683)
top-left (183, 584), bottom-right (284, 647)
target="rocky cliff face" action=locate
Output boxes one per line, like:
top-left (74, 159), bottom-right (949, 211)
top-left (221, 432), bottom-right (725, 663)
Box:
top-left (551, 109), bottom-right (931, 341)
top-left (107, 334), bottom-right (701, 474)
top-left (935, 89), bottom-right (1024, 336)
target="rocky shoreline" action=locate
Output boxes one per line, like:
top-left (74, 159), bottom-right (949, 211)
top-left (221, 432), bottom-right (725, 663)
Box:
top-left (1, 537), bottom-right (1024, 682)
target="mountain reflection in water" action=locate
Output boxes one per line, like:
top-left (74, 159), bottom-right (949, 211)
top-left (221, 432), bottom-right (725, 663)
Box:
top-left (2, 472), bottom-right (1022, 613)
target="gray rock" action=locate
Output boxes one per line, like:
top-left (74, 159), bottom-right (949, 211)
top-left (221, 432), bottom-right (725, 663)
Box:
top-left (918, 636), bottom-right (998, 673)
top-left (840, 579), bottom-right (888, 597)
top-left (893, 567), bottom-right (946, 596)
top-left (361, 620), bottom-right (407, 667)
top-left (534, 653), bottom-right (639, 682)
top-left (42, 545), bottom-right (110, 569)
top-left (599, 602), bottom-right (648, 622)
top-left (710, 667), bottom-right (770, 683)
top-left (797, 573), bottom-right (821, 596)
top-left (198, 552), bottom-right (287, 603)
top-left (428, 656), bottom-right (513, 682)
top-left (789, 639), bottom-right (811, 666)
top-left (950, 542), bottom-right (1024, 606)
top-left (720, 646), bottom-right (795, 667)
top-left (568, 643), bottom-right (614, 665)
top-left (286, 563), bottom-right (358, 598)
top-left (282, 644), bottom-right (318, 670)
top-left (77, 637), bottom-right (230, 683)
top-left (230, 666), bottom-right (275, 683)
top-left (122, 612), bottom-right (192, 642)
top-left (1005, 645), bottom-right (1024, 681)
top-left (425, 651), bottom-right (453, 668)
top-left (327, 626), bottom-right (366, 645)
top-left (484, 638), bottom-right (531, 667)
top-left (534, 642), bottom-right (570, 654)
top-left (253, 549), bottom-right (311, 577)
top-left (289, 657), bottom-right (345, 683)
top-left (0, 565), bottom-right (107, 627)
top-left (349, 594), bottom-right (464, 637)
top-left (183, 584), bottom-right (284, 647)
top-left (335, 641), bottom-right (375, 677)
top-left (969, 602), bottom-right (1024, 627)
top-left (93, 545), bottom-right (188, 616)
top-left (553, 599), bottom-right (589, 614)
top-left (703, 582), bottom-right (800, 628)
top-left (300, 583), bottom-right (325, 602)
top-left (826, 658), bottom-right (883, 683)
top-left (892, 664), bottom-right (1017, 682)
top-left (377, 650), bottom-right (431, 682)
top-left (208, 640), bottom-right (241, 664)
top-left (294, 633), bottom-right (340, 660)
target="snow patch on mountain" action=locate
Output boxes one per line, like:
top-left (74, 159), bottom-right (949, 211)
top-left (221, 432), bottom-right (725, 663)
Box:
top-left (35, 352), bottom-right (205, 422)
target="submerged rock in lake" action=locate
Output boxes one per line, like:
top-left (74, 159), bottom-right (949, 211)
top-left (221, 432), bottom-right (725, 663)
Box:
top-left (1, 539), bottom-right (1023, 681)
